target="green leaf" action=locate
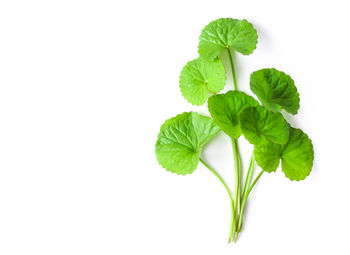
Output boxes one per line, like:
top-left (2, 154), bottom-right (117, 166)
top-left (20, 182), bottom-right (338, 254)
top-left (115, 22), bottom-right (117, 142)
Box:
top-left (250, 68), bottom-right (300, 114)
top-left (239, 105), bottom-right (290, 145)
top-left (179, 57), bottom-right (226, 105)
top-left (254, 141), bottom-right (282, 173)
top-left (198, 18), bottom-right (258, 61)
top-left (208, 91), bottom-right (259, 138)
top-left (254, 128), bottom-right (314, 181)
top-left (155, 112), bottom-right (220, 175)
top-left (281, 128), bottom-right (314, 181)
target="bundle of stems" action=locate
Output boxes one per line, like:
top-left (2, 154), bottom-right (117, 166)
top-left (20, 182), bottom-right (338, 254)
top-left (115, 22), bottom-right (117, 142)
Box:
top-left (200, 49), bottom-right (264, 242)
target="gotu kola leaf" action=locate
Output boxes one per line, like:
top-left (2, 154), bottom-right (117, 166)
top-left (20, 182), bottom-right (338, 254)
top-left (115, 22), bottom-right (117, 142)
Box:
top-left (239, 105), bottom-right (290, 145)
top-left (254, 141), bottom-right (283, 173)
top-left (208, 91), bottom-right (259, 138)
top-left (198, 18), bottom-right (258, 61)
top-left (254, 128), bottom-right (314, 181)
top-left (281, 128), bottom-right (314, 181)
top-left (180, 57), bottom-right (226, 105)
top-left (250, 68), bottom-right (300, 114)
top-left (155, 112), bottom-right (220, 175)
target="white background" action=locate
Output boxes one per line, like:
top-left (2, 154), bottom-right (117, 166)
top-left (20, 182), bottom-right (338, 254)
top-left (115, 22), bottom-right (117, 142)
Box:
top-left (0, 0), bottom-right (349, 254)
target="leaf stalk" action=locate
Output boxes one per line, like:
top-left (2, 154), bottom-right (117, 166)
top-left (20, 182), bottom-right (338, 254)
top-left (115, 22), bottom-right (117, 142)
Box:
top-left (227, 48), bottom-right (238, 90)
top-left (199, 158), bottom-right (236, 242)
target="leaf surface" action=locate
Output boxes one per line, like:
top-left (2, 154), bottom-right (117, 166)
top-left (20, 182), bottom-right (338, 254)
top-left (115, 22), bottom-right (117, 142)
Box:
top-left (208, 91), bottom-right (259, 138)
top-left (254, 128), bottom-right (314, 181)
top-left (155, 112), bottom-right (220, 175)
top-left (250, 68), bottom-right (300, 114)
top-left (254, 141), bottom-right (282, 173)
top-left (198, 18), bottom-right (258, 61)
top-left (281, 128), bottom-right (314, 180)
top-left (239, 105), bottom-right (290, 145)
top-left (180, 57), bottom-right (226, 105)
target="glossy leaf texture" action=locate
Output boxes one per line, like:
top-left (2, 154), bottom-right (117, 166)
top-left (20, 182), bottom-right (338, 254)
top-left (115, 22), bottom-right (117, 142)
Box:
top-left (208, 91), bottom-right (259, 138)
top-left (254, 128), bottom-right (314, 181)
top-left (254, 141), bottom-right (282, 173)
top-left (239, 105), bottom-right (290, 145)
top-left (281, 128), bottom-right (314, 180)
top-left (180, 57), bottom-right (226, 105)
top-left (198, 18), bottom-right (258, 61)
top-left (155, 112), bottom-right (220, 175)
top-left (250, 68), bottom-right (300, 114)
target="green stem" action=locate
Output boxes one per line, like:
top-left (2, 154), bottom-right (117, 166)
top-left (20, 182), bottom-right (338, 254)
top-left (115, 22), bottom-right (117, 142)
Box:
top-left (227, 48), bottom-right (237, 90)
top-left (248, 170), bottom-right (264, 195)
top-left (235, 169), bottom-right (264, 241)
top-left (241, 153), bottom-right (255, 201)
top-left (236, 159), bottom-right (255, 234)
top-left (234, 154), bottom-right (254, 240)
top-left (199, 158), bottom-right (236, 242)
top-left (227, 47), bottom-right (241, 242)
top-left (231, 138), bottom-right (241, 225)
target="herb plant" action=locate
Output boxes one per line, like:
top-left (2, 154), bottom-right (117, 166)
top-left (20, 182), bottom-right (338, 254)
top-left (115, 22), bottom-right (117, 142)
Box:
top-left (155, 18), bottom-right (314, 243)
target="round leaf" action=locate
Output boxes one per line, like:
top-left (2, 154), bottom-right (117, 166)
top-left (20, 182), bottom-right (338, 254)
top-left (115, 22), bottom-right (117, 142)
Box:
top-left (198, 18), bottom-right (258, 61)
top-left (250, 68), bottom-right (300, 114)
top-left (239, 105), bottom-right (290, 145)
top-left (253, 128), bottom-right (314, 181)
top-left (281, 128), bottom-right (314, 181)
top-left (208, 91), bottom-right (259, 138)
top-left (155, 112), bottom-right (220, 175)
top-left (180, 57), bottom-right (226, 105)
top-left (254, 141), bottom-right (282, 173)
